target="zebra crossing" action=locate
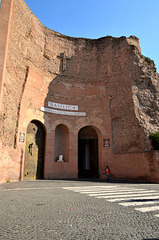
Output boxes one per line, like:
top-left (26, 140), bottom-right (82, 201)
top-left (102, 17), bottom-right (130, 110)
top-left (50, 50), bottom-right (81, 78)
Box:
top-left (62, 185), bottom-right (159, 218)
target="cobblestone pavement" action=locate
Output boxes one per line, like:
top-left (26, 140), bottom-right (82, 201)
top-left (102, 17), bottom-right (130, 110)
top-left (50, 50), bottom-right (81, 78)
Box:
top-left (0, 180), bottom-right (159, 240)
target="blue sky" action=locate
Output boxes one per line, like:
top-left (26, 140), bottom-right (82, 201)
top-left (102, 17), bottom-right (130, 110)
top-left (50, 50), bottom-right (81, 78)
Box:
top-left (24, 0), bottom-right (159, 71)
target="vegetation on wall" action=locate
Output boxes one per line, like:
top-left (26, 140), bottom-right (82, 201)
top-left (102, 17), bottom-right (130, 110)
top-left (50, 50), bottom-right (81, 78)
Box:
top-left (145, 57), bottom-right (155, 67)
top-left (149, 132), bottom-right (159, 150)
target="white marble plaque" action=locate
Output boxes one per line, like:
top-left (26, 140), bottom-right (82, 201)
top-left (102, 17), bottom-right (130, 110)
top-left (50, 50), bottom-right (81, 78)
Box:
top-left (41, 107), bottom-right (86, 117)
top-left (48, 101), bottom-right (78, 111)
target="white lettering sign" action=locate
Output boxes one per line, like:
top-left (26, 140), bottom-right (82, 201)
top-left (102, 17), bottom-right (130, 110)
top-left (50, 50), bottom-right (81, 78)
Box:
top-left (48, 101), bottom-right (78, 111)
top-left (41, 107), bottom-right (86, 117)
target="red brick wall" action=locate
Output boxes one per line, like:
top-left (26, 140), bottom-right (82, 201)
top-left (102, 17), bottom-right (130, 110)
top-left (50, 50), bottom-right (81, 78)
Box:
top-left (0, 0), bottom-right (158, 183)
top-left (107, 151), bottom-right (159, 183)
top-left (0, 0), bottom-right (13, 99)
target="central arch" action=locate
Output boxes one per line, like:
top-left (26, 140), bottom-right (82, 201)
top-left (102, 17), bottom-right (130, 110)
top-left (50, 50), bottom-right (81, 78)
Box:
top-left (78, 126), bottom-right (98, 179)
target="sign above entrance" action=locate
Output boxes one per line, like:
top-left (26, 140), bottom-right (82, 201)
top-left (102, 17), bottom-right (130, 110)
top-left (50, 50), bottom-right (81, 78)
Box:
top-left (48, 101), bottom-right (78, 111)
top-left (41, 107), bottom-right (86, 117)
top-left (41, 101), bottom-right (86, 117)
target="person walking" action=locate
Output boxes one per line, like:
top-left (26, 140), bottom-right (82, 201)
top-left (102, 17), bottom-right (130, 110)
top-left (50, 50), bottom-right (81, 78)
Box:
top-left (105, 165), bottom-right (111, 182)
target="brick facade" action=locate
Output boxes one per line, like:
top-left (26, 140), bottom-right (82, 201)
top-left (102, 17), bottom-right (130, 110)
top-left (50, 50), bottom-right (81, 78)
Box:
top-left (0, 0), bottom-right (159, 183)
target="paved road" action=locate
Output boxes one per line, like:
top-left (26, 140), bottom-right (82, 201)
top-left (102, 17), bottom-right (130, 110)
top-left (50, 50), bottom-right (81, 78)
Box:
top-left (0, 180), bottom-right (159, 240)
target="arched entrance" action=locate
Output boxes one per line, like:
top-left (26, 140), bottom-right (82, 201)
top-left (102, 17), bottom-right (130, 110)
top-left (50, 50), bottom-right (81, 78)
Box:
top-left (23, 120), bottom-right (45, 180)
top-left (78, 126), bottom-right (98, 179)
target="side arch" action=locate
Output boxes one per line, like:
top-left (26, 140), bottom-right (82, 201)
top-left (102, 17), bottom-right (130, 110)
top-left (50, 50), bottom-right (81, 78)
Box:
top-left (23, 120), bottom-right (46, 180)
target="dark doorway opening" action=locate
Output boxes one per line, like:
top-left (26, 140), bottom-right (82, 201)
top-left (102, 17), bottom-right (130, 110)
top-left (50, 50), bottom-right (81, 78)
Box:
top-left (23, 120), bottom-right (45, 180)
top-left (78, 126), bottom-right (98, 179)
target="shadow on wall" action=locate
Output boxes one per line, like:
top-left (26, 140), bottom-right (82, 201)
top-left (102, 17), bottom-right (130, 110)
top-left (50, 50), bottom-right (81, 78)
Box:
top-left (42, 49), bottom-right (100, 179)
top-left (43, 51), bottom-right (77, 164)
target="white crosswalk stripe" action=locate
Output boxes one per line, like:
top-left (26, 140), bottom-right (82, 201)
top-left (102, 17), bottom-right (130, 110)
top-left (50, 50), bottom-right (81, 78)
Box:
top-left (90, 191), bottom-right (156, 197)
top-left (96, 192), bottom-right (159, 199)
top-left (119, 200), bottom-right (159, 206)
top-left (62, 185), bottom-right (159, 218)
top-left (107, 195), bottom-right (159, 202)
top-left (135, 206), bottom-right (159, 212)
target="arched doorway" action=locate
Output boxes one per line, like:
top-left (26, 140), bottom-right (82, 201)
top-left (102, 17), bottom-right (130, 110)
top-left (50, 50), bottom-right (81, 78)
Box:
top-left (78, 126), bottom-right (98, 179)
top-left (23, 120), bottom-right (45, 180)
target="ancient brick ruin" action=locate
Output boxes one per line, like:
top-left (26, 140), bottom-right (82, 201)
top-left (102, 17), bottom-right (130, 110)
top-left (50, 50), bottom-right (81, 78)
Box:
top-left (0, 0), bottom-right (159, 183)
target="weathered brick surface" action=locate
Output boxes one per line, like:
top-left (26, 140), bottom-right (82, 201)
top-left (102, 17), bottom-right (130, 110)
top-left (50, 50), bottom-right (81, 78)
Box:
top-left (0, 0), bottom-right (159, 183)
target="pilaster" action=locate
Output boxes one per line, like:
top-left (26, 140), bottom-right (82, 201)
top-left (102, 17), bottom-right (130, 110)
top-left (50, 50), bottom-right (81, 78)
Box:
top-left (0, 0), bottom-right (14, 103)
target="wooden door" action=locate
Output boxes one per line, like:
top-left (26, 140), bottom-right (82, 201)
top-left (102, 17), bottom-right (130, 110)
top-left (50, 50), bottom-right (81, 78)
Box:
top-left (23, 121), bottom-right (45, 180)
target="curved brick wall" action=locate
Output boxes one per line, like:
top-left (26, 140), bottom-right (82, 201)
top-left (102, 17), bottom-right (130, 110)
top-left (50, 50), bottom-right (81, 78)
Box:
top-left (0, 0), bottom-right (159, 183)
